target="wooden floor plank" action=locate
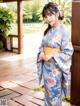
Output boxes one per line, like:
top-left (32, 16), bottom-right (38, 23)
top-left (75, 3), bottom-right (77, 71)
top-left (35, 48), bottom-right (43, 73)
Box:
top-left (13, 95), bottom-right (40, 106)
top-left (0, 86), bottom-right (4, 91)
top-left (1, 92), bottom-right (21, 100)
top-left (8, 100), bottom-right (23, 106)
top-left (0, 89), bottom-right (13, 97)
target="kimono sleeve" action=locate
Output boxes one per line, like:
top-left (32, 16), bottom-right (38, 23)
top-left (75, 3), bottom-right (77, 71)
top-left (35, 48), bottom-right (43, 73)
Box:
top-left (53, 29), bottom-right (74, 73)
top-left (39, 43), bottom-right (44, 53)
top-left (36, 43), bottom-right (44, 85)
top-left (37, 43), bottom-right (44, 62)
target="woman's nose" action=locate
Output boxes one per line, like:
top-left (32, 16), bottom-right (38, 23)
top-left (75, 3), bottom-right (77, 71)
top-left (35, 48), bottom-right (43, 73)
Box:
top-left (46, 16), bottom-right (51, 21)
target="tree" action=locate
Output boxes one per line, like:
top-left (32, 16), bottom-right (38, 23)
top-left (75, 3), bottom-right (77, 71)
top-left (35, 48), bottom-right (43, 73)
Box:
top-left (23, 3), bottom-right (32, 22)
top-left (23, 0), bottom-right (42, 22)
top-left (31, 0), bottom-right (41, 22)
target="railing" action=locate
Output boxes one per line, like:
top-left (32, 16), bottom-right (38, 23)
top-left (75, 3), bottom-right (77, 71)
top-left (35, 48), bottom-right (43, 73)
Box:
top-left (7, 34), bottom-right (18, 52)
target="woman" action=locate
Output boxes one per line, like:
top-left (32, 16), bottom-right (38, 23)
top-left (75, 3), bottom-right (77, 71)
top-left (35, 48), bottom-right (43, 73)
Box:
top-left (37, 2), bottom-right (73, 106)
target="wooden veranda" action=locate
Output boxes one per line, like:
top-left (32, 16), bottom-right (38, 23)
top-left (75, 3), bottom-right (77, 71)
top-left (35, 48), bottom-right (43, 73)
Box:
top-left (0, 0), bottom-right (80, 106)
top-left (0, 0), bottom-right (28, 54)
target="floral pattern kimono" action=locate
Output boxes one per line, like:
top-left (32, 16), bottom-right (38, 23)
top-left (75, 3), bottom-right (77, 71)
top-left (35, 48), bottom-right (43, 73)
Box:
top-left (37, 24), bottom-right (73, 106)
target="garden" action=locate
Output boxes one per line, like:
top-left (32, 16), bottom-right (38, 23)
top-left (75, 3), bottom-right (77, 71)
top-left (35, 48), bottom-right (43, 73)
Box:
top-left (0, 0), bottom-right (72, 50)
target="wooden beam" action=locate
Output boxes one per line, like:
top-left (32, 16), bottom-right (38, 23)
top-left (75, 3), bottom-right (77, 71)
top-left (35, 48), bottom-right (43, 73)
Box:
top-left (2, 0), bottom-right (19, 2)
top-left (1, 0), bottom-right (31, 2)
top-left (17, 0), bottom-right (23, 54)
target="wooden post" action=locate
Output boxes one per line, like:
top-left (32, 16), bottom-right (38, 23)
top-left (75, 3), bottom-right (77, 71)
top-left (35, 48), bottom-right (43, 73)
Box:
top-left (17, 0), bottom-right (23, 54)
top-left (71, 0), bottom-right (80, 105)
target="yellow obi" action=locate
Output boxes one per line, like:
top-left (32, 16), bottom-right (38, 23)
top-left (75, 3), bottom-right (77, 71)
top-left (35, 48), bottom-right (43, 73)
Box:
top-left (43, 46), bottom-right (60, 56)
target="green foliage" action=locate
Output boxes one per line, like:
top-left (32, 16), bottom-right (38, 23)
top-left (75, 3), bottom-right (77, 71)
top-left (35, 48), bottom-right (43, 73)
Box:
top-left (31, 0), bottom-right (42, 22)
top-left (0, 7), bottom-right (16, 37)
top-left (52, 0), bottom-right (72, 24)
top-left (5, 0), bottom-right (72, 24)
top-left (23, 0), bottom-right (72, 24)
top-left (23, 0), bottom-right (42, 22)
top-left (31, 8), bottom-right (41, 22)
top-left (23, 3), bottom-right (32, 22)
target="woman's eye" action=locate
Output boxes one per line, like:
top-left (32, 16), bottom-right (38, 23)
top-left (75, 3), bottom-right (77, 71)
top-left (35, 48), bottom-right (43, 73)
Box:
top-left (49, 14), bottom-right (52, 16)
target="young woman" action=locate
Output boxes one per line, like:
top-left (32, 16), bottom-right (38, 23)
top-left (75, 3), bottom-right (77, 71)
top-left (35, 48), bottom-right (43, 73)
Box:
top-left (37, 2), bottom-right (73, 106)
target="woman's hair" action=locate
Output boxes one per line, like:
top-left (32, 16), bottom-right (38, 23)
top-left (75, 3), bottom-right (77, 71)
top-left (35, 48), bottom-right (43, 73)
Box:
top-left (42, 2), bottom-right (64, 35)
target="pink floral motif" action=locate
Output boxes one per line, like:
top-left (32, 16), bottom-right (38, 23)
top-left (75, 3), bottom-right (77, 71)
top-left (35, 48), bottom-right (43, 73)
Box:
top-left (48, 77), bottom-right (56, 85)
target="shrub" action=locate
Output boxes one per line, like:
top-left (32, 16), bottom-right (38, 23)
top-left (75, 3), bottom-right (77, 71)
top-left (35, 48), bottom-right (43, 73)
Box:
top-left (0, 7), bottom-right (16, 38)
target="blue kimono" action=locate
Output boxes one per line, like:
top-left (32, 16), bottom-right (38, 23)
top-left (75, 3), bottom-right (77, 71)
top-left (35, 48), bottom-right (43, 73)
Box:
top-left (37, 24), bottom-right (73, 106)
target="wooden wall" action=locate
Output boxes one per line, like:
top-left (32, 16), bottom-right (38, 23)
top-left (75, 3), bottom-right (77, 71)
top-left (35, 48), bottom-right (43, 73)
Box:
top-left (71, 0), bottom-right (80, 105)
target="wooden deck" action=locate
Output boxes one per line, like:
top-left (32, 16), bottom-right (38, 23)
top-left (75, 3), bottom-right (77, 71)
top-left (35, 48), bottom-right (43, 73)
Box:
top-left (0, 50), bottom-right (73, 106)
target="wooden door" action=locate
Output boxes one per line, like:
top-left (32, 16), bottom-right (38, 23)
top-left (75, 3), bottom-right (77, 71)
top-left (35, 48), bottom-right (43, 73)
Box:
top-left (71, 0), bottom-right (80, 105)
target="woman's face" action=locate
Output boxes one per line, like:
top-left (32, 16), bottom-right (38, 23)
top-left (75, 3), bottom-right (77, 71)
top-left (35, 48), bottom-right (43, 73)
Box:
top-left (44, 13), bottom-right (58, 27)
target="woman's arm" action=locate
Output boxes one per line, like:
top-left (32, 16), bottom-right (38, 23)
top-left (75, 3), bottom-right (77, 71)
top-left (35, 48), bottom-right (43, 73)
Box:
top-left (52, 29), bottom-right (74, 73)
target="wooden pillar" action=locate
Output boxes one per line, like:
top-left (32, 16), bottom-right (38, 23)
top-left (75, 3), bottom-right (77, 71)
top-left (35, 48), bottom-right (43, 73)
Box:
top-left (17, 0), bottom-right (23, 54)
top-left (71, 0), bottom-right (80, 105)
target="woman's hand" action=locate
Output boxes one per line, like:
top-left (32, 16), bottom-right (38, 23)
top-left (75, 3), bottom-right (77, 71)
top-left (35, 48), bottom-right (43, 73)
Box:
top-left (39, 52), bottom-right (45, 60)
top-left (39, 52), bottom-right (52, 61)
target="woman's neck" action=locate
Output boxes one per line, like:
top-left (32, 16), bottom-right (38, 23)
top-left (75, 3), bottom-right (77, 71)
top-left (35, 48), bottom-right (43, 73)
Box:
top-left (52, 20), bottom-right (60, 29)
